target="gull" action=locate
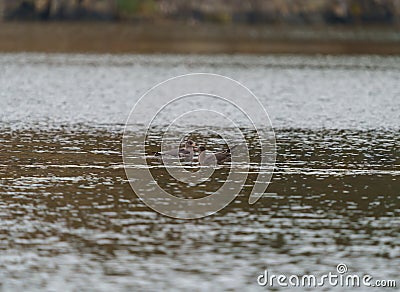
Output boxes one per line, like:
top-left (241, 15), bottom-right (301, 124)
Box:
top-left (155, 140), bottom-right (196, 162)
top-left (198, 146), bottom-right (232, 166)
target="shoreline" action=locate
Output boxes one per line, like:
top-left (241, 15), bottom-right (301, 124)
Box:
top-left (0, 22), bottom-right (400, 55)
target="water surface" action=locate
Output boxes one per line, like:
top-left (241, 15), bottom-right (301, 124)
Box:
top-left (0, 54), bottom-right (399, 291)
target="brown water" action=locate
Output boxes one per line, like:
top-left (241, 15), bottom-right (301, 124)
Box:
top-left (0, 54), bottom-right (399, 291)
top-left (1, 23), bottom-right (400, 55)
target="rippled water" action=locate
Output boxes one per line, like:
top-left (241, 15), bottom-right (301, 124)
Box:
top-left (0, 54), bottom-right (399, 291)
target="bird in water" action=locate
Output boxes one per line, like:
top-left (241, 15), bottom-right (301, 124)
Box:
top-left (198, 145), bottom-right (233, 166)
top-left (155, 140), bottom-right (196, 162)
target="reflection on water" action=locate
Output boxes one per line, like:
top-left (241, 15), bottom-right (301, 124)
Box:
top-left (1, 53), bottom-right (400, 129)
top-left (1, 127), bottom-right (398, 290)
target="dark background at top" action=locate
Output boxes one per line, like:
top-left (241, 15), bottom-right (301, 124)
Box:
top-left (2, 0), bottom-right (400, 25)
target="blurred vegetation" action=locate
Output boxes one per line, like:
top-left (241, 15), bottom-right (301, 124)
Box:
top-left (116, 0), bottom-right (157, 18)
top-left (1, 0), bottom-right (399, 25)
